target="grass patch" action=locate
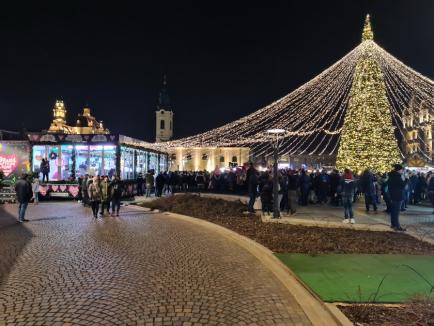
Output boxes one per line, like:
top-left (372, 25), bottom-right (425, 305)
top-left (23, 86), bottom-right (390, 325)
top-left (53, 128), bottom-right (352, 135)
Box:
top-left (276, 253), bottom-right (434, 303)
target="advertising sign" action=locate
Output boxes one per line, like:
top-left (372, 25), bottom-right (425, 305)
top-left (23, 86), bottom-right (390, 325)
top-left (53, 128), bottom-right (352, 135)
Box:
top-left (0, 141), bottom-right (31, 179)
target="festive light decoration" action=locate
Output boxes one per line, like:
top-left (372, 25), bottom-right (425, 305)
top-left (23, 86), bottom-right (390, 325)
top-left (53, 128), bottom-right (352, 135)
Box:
top-left (149, 15), bottom-right (434, 168)
top-left (336, 15), bottom-right (401, 173)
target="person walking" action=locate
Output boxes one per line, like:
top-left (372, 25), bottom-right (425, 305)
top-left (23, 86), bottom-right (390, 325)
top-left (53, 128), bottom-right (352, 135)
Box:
top-left (388, 164), bottom-right (406, 231)
top-left (100, 176), bottom-right (110, 216)
top-left (341, 169), bottom-right (356, 224)
top-left (32, 177), bottom-right (40, 205)
top-left (246, 163), bottom-right (258, 213)
top-left (110, 176), bottom-right (123, 216)
top-left (15, 174), bottom-right (33, 223)
top-left (88, 176), bottom-right (102, 219)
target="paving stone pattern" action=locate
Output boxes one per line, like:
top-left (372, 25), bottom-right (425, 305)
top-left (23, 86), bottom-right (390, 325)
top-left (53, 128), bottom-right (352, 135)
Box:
top-left (0, 203), bottom-right (311, 325)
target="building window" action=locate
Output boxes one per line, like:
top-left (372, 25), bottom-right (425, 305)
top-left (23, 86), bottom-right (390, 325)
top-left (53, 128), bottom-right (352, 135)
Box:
top-left (219, 156), bottom-right (225, 163)
top-left (232, 156), bottom-right (237, 162)
top-left (160, 120), bottom-right (165, 130)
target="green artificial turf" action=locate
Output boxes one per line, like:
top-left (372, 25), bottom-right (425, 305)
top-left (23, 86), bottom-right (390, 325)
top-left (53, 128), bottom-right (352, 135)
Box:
top-left (275, 253), bottom-right (434, 303)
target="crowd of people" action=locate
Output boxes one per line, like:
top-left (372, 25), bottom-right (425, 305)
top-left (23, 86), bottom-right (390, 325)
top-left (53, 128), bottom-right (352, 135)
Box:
top-left (77, 175), bottom-right (123, 218)
top-left (12, 162), bottom-right (434, 229)
top-left (142, 164), bottom-right (434, 232)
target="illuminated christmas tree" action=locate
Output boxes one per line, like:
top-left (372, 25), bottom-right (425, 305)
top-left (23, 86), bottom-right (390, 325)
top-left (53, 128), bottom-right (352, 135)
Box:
top-left (336, 14), bottom-right (401, 173)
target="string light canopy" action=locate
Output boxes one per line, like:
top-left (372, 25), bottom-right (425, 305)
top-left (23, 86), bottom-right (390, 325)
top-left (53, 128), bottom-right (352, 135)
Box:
top-left (150, 14), bottom-right (434, 170)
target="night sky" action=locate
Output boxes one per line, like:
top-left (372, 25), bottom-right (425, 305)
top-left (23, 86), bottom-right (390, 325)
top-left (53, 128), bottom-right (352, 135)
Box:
top-left (1, 1), bottom-right (433, 141)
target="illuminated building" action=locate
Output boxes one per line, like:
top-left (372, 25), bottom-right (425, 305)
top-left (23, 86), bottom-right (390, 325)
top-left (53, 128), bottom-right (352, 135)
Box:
top-left (48, 100), bottom-right (109, 134)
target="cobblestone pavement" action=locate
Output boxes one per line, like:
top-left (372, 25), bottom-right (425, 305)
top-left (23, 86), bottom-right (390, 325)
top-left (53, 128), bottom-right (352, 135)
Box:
top-left (0, 202), bottom-right (311, 325)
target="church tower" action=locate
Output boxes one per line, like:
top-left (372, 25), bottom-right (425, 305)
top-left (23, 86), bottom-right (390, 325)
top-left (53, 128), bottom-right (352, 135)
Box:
top-left (155, 75), bottom-right (174, 142)
top-left (48, 100), bottom-right (68, 133)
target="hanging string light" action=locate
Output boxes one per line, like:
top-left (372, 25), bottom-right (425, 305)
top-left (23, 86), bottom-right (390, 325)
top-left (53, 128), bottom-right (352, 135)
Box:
top-left (148, 15), bottom-right (433, 167)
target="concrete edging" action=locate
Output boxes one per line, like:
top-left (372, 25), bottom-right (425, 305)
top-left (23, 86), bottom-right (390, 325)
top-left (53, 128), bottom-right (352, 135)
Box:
top-left (130, 205), bottom-right (353, 326)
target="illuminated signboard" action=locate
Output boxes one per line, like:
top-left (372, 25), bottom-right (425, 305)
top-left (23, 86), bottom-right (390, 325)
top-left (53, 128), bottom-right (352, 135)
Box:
top-left (0, 142), bottom-right (30, 179)
top-left (0, 155), bottom-right (17, 177)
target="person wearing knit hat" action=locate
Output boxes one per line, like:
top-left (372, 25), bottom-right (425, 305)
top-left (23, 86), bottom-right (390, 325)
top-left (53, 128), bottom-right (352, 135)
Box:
top-left (340, 168), bottom-right (356, 224)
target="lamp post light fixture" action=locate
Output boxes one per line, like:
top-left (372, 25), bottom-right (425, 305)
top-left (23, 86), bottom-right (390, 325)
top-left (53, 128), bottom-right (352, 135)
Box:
top-left (266, 128), bottom-right (286, 219)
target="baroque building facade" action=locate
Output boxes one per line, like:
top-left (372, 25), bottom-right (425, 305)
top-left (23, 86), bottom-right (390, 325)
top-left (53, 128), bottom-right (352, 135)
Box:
top-left (48, 100), bottom-right (109, 134)
top-left (401, 97), bottom-right (432, 166)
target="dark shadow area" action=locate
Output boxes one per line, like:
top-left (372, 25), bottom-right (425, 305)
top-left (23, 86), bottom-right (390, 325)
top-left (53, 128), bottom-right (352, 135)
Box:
top-left (0, 205), bottom-right (33, 285)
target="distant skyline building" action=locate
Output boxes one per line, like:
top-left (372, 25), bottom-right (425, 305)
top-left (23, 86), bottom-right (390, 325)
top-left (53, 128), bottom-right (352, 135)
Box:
top-left (155, 75), bottom-right (174, 142)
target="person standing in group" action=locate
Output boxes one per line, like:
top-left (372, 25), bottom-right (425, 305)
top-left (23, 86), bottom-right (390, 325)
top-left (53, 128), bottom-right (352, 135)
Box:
top-left (145, 170), bottom-right (155, 197)
top-left (15, 174), bottom-right (33, 223)
top-left (260, 173), bottom-right (273, 216)
top-left (155, 172), bottom-right (165, 197)
top-left (426, 172), bottom-right (434, 214)
top-left (32, 177), bottom-right (40, 205)
top-left (388, 164), bottom-right (406, 231)
top-left (287, 170), bottom-right (299, 214)
top-left (88, 176), bottom-right (102, 219)
top-left (110, 176), bottom-right (123, 217)
top-left (100, 176), bottom-right (110, 216)
top-left (299, 170), bottom-right (311, 206)
top-left (136, 173), bottom-right (144, 196)
top-left (40, 158), bottom-right (50, 183)
top-left (379, 173), bottom-right (391, 213)
top-left (246, 163), bottom-right (258, 213)
top-left (341, 169), bottom-right (356, 224)
top-left (360, 169), bottom-right (377, 212)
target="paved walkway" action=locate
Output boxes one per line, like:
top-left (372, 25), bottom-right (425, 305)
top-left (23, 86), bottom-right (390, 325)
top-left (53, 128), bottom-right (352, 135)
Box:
top-left (0, 202), bottom-right (312, 325)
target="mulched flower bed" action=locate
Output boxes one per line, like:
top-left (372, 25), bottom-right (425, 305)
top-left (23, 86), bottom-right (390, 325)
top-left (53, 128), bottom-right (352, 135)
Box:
top-left (140, 194), bottom-right (434, 255)
top-left (338, 297), bottom-right (434, 326)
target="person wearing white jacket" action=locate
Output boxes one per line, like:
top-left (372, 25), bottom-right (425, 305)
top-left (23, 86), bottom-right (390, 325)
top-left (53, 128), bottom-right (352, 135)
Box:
top-left (32, 178), bottom-right (40, 205)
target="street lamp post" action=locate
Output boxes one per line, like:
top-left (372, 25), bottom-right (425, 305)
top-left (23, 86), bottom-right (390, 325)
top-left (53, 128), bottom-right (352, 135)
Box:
top-left (266, 128), bottom-right (286, 219)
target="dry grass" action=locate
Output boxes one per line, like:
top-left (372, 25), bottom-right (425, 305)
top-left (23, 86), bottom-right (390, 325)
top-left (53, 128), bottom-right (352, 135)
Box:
top-left (339, 296), bottom-right (434, 326)
top-left (140, 194), bottom-right (434, 255)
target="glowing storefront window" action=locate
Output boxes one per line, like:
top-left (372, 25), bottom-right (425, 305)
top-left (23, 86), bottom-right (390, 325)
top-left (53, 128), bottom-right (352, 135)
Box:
top-left (149, 152), bottom-right (158, 173)
top-left (89, 145), bottom-right (104, 176)
top-left (159, 154), bottom-right (167, 173)
top-left (103, 145), bottom-right (117, 178)
top-left (32, 145), bottom-right (46, 174)
top-left (136, 149), bottom-right (148, 175)
top-left (120, 146), bottom-right (135, 180)
top-left (60, 145), bottom-right (74, 180)
top-left (75, 145), bottom-right (90, 178)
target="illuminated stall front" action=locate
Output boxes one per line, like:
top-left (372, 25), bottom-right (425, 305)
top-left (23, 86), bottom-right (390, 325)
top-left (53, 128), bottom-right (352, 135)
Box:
top-left (27, 134), bottom-right (168, 199)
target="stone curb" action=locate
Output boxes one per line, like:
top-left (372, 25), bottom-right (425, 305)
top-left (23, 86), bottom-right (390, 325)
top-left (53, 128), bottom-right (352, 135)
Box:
top-left (130, 205), bottom-right (352, 326)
